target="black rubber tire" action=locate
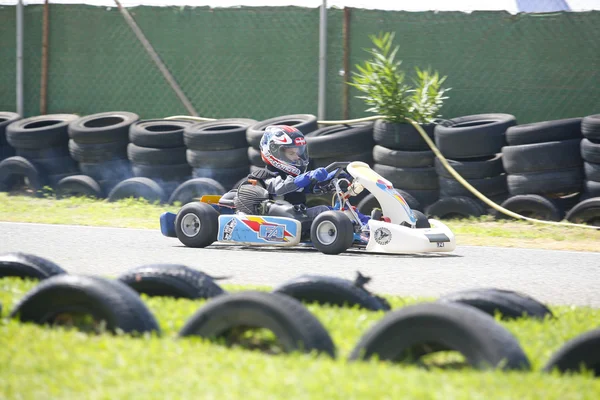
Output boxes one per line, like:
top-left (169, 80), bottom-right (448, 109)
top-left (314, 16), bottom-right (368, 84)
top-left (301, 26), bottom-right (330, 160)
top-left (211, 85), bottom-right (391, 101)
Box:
top-left (175, 202), bottom-right (220, 248)
top-left (246, 114), bottom-right (318, 149)
top-left (581, 138), bottom-right (600, 164)
top-left (9, 274), bottom-right (161, 335)
top-left (310, 211), bottom-right (355, 255)
top-left (357, 191), bottom-right (422, 214)
top-left (494, 194), bottom-right (563, 221)
top-left (505, 117), bottom-right (582, 146)
top-left (502, 139), bottom-right (583, 174)
top-left (543, 328), bottom-right (600, 376)
top-left (437, 288), bottom-right (553, 321)
top-left (178, 290), bottom-right (336, 358)
top-left (56, 174), bottom-right (104, 199)
top-left (310, 150), bottom-right (374, 169)
top-left (582, 114), bottom-right (600, 142)
top-left (247, 146), bottom-right (266, 167)
top-left (373, 164), bottom-right (438, 191)
top-left (434, 154), bottom-right (504, 179)
top-left (0, 156), bottom-right (46, 193)
top-left (15, 145), bottom-right (70, 160)
top-left (439, 174), bottom-right (508, 198)
top-left (24, 155), bottom-right (79, 177)
top-left (425, 196), bottom-right (486, 219)
top-left (186, 147), bottom-right (249, 168)
top-left (107, 177), bottom-right (166, 203)
top-left (372, 120), bottom-right (436, 151)
top-left (582, 180), bottom-right (600, 200)
top-left (127, 143), bottom-right (187, 165)
top-left (168, 178), bottom-right (226, 205)
top-left (192, 165), bottom-right (250, 191)
top-left (79, 159), bottom-right (132, 182)
top-left (372, 145), bottom-right (435, 168)
top-left (434, 114), bottom-right (516, 158)
top-left (117, 264), bottom-right (226, 300)
top-left (1, 112), bottom-right (22, 151)
top-left (565, 198), bottom-right (600, 227)
top-left (507, 168), bottom-right (584, 196)
top-left (68, 111), bottom-right (139, 144)
top-left (68, 139), bottom-right (128, 163)
top-left (348, 302), bottom-right (531, 371)
top-left (584, 162), bottom-right (600, 182)
top-left (272, 273), bottom-right (391, 311)
top-left (128, 119), bottom-right (192, 148)
top-left (184, 118), bottom-right (256, 151)
top-left (304, 123), bottom-right (374, 158)
top-left (6, 114), bottom-right (78, 149)
top-left (131, 163), bottom-right (191, 181)
top-left (412, 210), bottom-right (431, 228)
top-left (0, 252), bottom-right (67, 280)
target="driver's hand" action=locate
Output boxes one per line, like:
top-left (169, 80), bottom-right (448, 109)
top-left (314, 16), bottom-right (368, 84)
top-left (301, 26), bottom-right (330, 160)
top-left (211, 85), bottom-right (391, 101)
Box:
top-left (308, 167), bottom-right (328, 182)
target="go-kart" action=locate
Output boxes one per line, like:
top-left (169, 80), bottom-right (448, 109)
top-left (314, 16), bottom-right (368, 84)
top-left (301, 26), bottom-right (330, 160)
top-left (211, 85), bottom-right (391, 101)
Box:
top-left (159, 161), bottom-right (456, 255)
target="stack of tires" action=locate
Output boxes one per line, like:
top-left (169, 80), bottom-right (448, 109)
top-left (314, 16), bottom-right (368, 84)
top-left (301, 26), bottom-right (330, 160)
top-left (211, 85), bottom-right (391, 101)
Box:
top-left (0, 112), bottom-right (19, 162)
top-left (498, 117), bottom-right (584, 221)
top-left (426, 114), bottom-right (515, 220)
top-left (67, 112), bottom-right (139, 197)
top-left (370, 120), bottom-right (439, 210)
top-left (1, 114), bottom-right (80, 194)
top-left (124, 119), bottom-right (194, 201)
top-left (245, 114), bottom-right (319, 172)
top-left (580, 114), bottom-right (600, 199)
top-left (184, 118), bottom-right (256, 191)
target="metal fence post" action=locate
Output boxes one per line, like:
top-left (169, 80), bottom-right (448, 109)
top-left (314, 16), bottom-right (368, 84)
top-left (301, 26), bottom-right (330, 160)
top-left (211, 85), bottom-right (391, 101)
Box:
top-left (318, 0), bottom-right (327, 121)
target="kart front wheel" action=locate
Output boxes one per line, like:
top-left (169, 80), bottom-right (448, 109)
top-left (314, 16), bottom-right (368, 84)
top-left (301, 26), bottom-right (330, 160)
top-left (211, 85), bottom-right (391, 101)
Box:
top-left (175, 202), bottom-right (219, 248)
top-left (310, 211), bottom-right (354, 255)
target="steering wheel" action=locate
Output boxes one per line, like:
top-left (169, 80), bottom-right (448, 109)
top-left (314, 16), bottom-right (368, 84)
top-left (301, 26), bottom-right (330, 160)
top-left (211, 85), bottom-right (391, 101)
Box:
top-left (310, 162), bottom-right (351, 194)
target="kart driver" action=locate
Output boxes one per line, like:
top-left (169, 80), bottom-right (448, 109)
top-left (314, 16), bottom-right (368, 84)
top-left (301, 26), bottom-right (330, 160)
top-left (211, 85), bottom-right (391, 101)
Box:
top-left (245, 124), bottom-right (370, 224)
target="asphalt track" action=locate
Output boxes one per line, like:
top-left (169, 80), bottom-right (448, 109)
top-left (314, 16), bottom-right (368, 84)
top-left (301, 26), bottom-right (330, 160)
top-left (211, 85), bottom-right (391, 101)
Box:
top-left (1, 221), bottom-right (599, 307)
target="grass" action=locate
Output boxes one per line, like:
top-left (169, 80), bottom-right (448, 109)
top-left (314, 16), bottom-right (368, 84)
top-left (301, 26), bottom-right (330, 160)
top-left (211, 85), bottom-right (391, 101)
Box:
top-left (1, 277), bottom-right (599, 399)
top-left (0, 192), bottom-right (598, 252)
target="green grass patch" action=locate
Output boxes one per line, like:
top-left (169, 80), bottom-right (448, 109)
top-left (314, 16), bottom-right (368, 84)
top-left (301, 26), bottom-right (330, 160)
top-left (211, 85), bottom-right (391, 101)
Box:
top-left (1, 278), bottom-right (598, 399)
top-left (1, 193), bottom-right (599, 252)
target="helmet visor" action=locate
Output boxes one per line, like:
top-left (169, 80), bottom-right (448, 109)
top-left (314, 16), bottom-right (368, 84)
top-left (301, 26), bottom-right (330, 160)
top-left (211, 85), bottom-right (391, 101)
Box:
top-left (279, 144), bottom-right (309, 167)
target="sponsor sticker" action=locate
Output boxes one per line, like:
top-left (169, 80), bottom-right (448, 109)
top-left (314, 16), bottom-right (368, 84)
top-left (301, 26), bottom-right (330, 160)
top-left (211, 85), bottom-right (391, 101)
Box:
top-left (294, 137), bottom-right (306, 145)
top-left (374, 227), bottom-right (392, 245)
top-left (222, 218), bottom-right (237, 240)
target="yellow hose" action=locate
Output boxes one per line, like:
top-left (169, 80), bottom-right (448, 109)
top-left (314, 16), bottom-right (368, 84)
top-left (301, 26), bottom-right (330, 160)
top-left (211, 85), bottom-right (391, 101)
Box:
top-left (164, 113), bottom-right (597, 230)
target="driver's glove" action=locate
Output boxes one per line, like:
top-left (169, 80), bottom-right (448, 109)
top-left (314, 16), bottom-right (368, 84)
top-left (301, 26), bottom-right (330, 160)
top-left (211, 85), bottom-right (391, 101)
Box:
top-left (294, 167), bottom-right (328, 188)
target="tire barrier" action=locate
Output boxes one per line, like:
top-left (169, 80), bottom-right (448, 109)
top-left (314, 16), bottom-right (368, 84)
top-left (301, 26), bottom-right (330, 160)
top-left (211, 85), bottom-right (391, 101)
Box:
top-left (543, 328), bottom-right (600, 376)
top-left (0, 252), bottom-right (67, 280)
top-left (1, 110), bottom-right (600, 225)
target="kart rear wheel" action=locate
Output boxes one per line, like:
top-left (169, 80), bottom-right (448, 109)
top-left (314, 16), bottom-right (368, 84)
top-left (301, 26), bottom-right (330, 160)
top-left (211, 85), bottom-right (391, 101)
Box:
top-left (175, 202), bottom-right (219, 248)
top-left (310, 211), bottom-right (354, 255)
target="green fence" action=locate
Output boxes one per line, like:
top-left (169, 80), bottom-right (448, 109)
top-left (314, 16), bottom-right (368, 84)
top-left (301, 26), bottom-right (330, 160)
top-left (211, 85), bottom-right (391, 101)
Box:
top-left (0, 5), bottom-right (598, 124)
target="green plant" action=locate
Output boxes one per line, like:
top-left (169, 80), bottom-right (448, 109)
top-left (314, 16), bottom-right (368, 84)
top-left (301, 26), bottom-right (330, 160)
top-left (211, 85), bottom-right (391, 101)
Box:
top-left (348, 31), bottom-right (450, 124)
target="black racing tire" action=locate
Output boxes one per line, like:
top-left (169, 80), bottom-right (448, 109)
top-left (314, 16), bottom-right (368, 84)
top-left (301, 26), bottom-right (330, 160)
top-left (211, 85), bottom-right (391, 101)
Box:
top-left (128, 119), bottom-right (192, 148)
top-left (507, 168), bottom-right (584, 196)
top-left (584, 162), bottom-right (600, 182)
top-left (439, 174), bottom-right (508, 198)
top-left (437, 288), bottom-right (553, 321)
top-left (310, 211), bottom-right (355, 255)
top-left (246, 114), bottom-right (318, 149)
top-left (372, 120), bottom-right (436, 151)
top-left (565, 198), bottom-right (600, 227)
top-left (0, 156), bottom-right (46, 193)
top-left (184, 118), bottom-right (256, 151)
top-left (543, 328), bottom-right (600, 376)
top-left (56, 174), bottom-right (104, 199)
top-left (501, 139), bottom-right (583, 174)
top-left (175, 202), bottom-right (220, 248)
top-left (373, 164), bottom-right (438, 191)
top-left (186, 147), bottom-right (249, 168)
top-left (117, 264), bottom-right (226, 300)
top-left (127, 143), bottom-right (187, 165)
top-left (434, 114), bottom-right (516, 159)
top-left (0, 252), bottom-right (67, 280)
top-left (505, 117), bottom-right (582, 146)
top-left (68, 111), bottom-right (139, 144)
top-left (107, 177), bottom-right (166, 203)
top-left (582, 114), bottom-right (600, 142)
top-left (494, 194), bottom-right (563, 221)
top-left (434, 154), bottom-right (504, 179)
top-left (357, 191), bottom-right (421, 214)
top-left (412, 210), bottom-right (431, 228)
top-left (304, 123), bottom-right (374, 158)
top-left (68, 139), bottom-right (128, 163)
top-left (6, 114), bottom-right (78, 149)
top-left (272, 273), bottom-right (391, 311)
top-left (581, 138), bottom-right (600, 164)
top-left (373, 145), bottom-right (435, 168)
top-left (425, 196), bottom-right (486, 219)
top-left (168, 178), bottom-right (226, 205)
top-left (348, 302), bottom-right (531, 371)
top-left (9, 274), bottom-right (161, 335)
top-left (178, 290), bottom-right (336, 358)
